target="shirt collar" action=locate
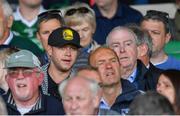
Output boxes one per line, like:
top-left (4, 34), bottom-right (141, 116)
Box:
top-left (4, 31), bottom-right (13, 45)
top-left (127, 68), bottom-right (137, 83)
top-left (99, 98), bottom-right (110, 110)
top-left (16, 6), bottom-right (45, 27)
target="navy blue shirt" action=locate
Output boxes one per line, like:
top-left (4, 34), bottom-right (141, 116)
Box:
top-left (92, 2), bottom-right (143, 44)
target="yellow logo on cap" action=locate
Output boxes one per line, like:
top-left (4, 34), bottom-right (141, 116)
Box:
top-left (63, 29), bottom-right (73, 41)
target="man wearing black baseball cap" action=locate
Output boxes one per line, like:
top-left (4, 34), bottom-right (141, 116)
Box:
top-left (41, 27), bottom-right (81, 99)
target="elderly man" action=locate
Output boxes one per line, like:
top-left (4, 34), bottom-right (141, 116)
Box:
top-left (89, 46), bottom-right (141, 114)
top-left (141, 10), bottom-right (180, 70)
top-left (3, 50), bottom-right (64, 115)
top-left (106, 26), bottom-right (156, 91)
top-left (59, 76), bottom-right (119, 115)
top-left (128, 25), bottom-right (162, 90)
top-left (41, 27), bottom-right (81, 99)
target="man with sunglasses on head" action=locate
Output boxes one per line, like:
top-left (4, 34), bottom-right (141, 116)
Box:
top-left (141, 10), bottom-right (180, 70)
top-left (64, 2), bottom-right (100, 72)
top-left (37, 9), bottom-right (64, 65)
top-left (2, 50), bottom-right (65, 115)
top-left (41, 27), bottom-right (81, 100)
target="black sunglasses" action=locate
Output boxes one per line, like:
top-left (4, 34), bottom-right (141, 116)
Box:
top-left (38, 9), bottom-right (62, 19)
top-left (65, 7), bottom-right (89, 16)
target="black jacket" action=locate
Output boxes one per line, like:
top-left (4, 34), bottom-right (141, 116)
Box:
top-left (111, 79), bottom-right (143, 114)
top-left (3, 90), bottom-right (65, 115)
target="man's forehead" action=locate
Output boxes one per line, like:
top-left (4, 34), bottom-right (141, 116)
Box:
top-left (109, 30), bottom-right (136, 42)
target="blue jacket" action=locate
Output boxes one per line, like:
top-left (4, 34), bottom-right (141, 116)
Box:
top-left (111, 79), bottom-right (143, 114)
top-left (2, 90), bottom-right (65, 115)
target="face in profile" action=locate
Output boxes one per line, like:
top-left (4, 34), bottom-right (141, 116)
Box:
top-left (62, 77), bottom-right (100, 115)
top-left (156, 74), bottom-right (175, 104)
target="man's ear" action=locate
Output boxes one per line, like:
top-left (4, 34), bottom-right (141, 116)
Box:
top-left (137, 44), bottom-right (148, 58)
top-left (92, 89), bottom-right (102, 109)
top-left (38, 72), bottom-right (44, 85)
top-left (7, 16), bottom-right (13, 28)
top-left (46, 45), bottom-right (53, 57)
top-left (165, 33), bottom-right (171, 44)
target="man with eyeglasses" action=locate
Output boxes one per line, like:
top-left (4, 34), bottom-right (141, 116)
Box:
top-left (2, 50), bottom-right (65, 115)
top-left (141, 10), bottom-right (180, 70)
top-left (37, 9), bottom-right (64, 65)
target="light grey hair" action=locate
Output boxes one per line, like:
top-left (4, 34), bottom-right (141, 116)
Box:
top-left (59, 76), bottom-right (101, 99)
top-left (106, 26), bottom-right (138, 46)
top-left (0, 0), bottom-right (13, 18)
top-left (64, 2), bottom-right (96, 32)
top-left (127, 24), bottom-right (153, 57)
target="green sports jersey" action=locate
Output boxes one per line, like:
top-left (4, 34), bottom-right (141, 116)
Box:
top-left (12, 7), bottom-right (45, 51)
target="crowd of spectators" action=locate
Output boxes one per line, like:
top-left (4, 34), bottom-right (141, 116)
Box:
top-left (0, 0), bottom-right (180, 115)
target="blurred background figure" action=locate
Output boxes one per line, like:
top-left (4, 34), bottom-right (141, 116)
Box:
top-left (64, 2), bottom-right (100, 72)
top-left (141, 10), bottom-right (180, 70)
top-left (0, 0), bottom-right (14, 45)
top-left (0, 0), bottom-right (44, 59)
top-left (92, 0), bottom-right (143, 45)
top-left (128, 91), bottom-right (174, 115)
top-left (174, 0), bottom-right (180, 40)
top-left (12, 0), bottom-right (45, 52)
top-left (0, 96), bottom-right (7, 115)
top-left (0, 45), bottom-right (19, 95)
top-left (36, 9), bottom-right (64, 65)
top-left (156, 69), bottom-right (180, 114)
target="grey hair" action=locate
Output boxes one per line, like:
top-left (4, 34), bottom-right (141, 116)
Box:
top-left (127, 24), bottom-right (153, 57)
top-left (106, 26), bottom-right (138, 46)
top-left (64, 2), bottom-right (96, 32)
top-left (0, 0), bottom-right (13, 18)
top-left (59, 76), bottom-right (101, 98)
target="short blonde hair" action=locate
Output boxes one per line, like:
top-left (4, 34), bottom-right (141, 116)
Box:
top-left (64, 2), bottom-right (96, 32)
